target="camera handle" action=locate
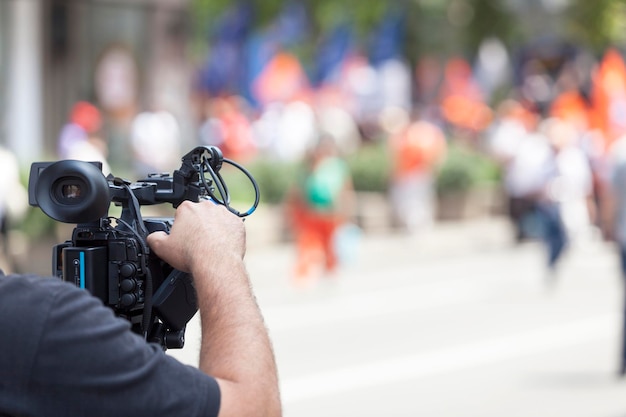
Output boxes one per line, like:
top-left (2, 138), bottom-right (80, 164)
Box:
top-left (193, 147), bottom-right (261, 217)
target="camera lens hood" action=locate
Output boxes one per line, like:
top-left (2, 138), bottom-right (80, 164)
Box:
top-left (35, 160), bottom-right (110, 223)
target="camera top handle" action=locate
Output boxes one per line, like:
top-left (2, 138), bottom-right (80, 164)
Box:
top-left (108, 145), bottom-right (260, 221)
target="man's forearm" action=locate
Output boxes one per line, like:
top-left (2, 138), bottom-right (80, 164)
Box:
top-left (145, 202), bottom-right (280, 416)
top-left (194, 254), bottom-right (281, 417)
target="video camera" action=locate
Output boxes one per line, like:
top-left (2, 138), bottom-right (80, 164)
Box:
top-left (28, 146), bottom-right (259, 350)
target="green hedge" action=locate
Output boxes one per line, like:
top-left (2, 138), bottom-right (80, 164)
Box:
top-left (224, 141), bottom-right (502, 207)
top-left (346, 141), bottom-right (391, 193)
top-left (435, 143), bottom-right (501, 195)
top-left (224, 143), bottom-right (394, 206)
top-left (219, 157), bottom-right (299, 206)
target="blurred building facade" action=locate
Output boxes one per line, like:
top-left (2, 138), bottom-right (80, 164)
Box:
top-left (0, 0), bottom-right (195, 166)
top-left (0, 1), bottom-right (9, 153)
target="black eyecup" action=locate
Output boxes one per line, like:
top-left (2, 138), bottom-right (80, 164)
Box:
top-left (35, 160), bottom-right (110, 223)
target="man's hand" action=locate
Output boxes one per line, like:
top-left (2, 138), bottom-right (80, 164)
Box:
top-left (147, 200), bottom-right (246, 274)
top-left (147, 200), bottom-right (281, 417)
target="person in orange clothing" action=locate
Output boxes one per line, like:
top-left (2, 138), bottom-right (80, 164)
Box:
top-left (285, 134), bottom-right (355, 286)
top-left (388, 118), bottom-right (447, 233)
top-left (589, 48), bottom-right (626, 151)
top-left (439, 58), bottom-right (493, 135)
top-left (550, 91), bottom-right (589, 130)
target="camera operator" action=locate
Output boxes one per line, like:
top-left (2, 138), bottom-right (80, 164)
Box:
top-left (0, 201), bottom-right (282, 417)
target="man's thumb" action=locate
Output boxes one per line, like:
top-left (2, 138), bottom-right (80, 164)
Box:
top-left (146, 231), bottom-right (167, 253)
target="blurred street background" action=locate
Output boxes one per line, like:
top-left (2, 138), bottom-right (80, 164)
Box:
top-left (172, 215), bottom-right (626, 417)
top-left (3, 0), bottom-right (626, 415)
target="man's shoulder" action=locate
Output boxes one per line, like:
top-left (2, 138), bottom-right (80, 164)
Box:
top-left (0, 273), bottom-right (82, 315)
top-left (0, 274), bottom-right (84, 392)
top-left (0, 272), bottom-right (74, 292)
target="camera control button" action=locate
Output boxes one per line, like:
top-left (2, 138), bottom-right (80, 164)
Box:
top-left (120, 293), bottom-right (137, 308)
top-left (119, 263), bottom-right (137, 277)
top-left (120, 278), bottom-right (137, 292)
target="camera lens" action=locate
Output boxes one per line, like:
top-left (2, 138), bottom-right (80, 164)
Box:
top-left (62, 184), bottom-right (81, 199)
top-left (53, 177), bottom-right (87, 204)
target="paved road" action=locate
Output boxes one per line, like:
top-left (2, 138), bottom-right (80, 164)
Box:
top-left (169, 216), bottom-right (626, 416)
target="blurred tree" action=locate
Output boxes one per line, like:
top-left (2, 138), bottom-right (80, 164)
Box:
top-left (464, 0), bottom-right (519, 56)
top-left (189, 0), bottom-right (626, 95)
top-left (189, 0), bottom-right (415, 97)
top-left (191, 0), bottom-right (282, 42)
top-left (191, 0), bottom-right (394, 46)
top-left (187, 0), bottom-right (522, 116)
top-left (566, 0), bottom-right (626, 53)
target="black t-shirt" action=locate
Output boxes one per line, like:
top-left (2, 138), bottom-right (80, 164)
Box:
top-left (0, 273), bottom-right (220, 417)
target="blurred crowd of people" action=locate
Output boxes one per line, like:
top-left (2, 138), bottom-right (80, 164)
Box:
top-left (485, 48), bottom-right (626, 275)
top-left (483, 47), bottom-right (626, 377)
top-left (190, 43), bottom-right (626, 375)
top-left (13, 42), bottom-right (626, 281)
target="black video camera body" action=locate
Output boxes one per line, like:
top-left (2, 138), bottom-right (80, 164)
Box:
top-left (28, 146), bottom-right (259, 350)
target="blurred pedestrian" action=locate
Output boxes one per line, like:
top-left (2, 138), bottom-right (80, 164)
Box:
top-left (602, 133), bottom-right (626, 377)
top-left (498, 117), bottom-right (569, 280)
top-left (545, 118), bottom-right (596, 246)
top-left (200, 96), bottom-right (257, 161)
top-left (388, 117), bottom-right (447, 233)
top-left (534, 120), bottom-right (568, 281)
top-left (0, 145), bottom-right (28, 273)
top-left (57, 101), bottom-right (110, 175)
top-left (486, 99), bottom-right (538, 242)
top-left (285, 134), bottom-right (355, 287)
top-left (130, 108), bottom-right (181, 177)
top-left (439, 57), bottom-right (493, 138)
top-left (534, 118), bottom-right (593, 283)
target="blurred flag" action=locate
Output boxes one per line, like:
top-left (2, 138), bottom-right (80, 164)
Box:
top-left (313, 23), bottom-right (353, 86)
top-left (369, 9), bottom-right (406, 66)
top-left (243, 1), bottom-right (309, 106)
top-left (274, 1), bottom-right (309, 46)
top-left (197, 2), bottom-right (253, 96)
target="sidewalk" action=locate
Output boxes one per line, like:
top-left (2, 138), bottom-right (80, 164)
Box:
top-left (244, 198), bottom-right (514, 249)
top-left (242, 212), bottom-right (524, 294)
top-left (245, 208), bottom-right (517, 257)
